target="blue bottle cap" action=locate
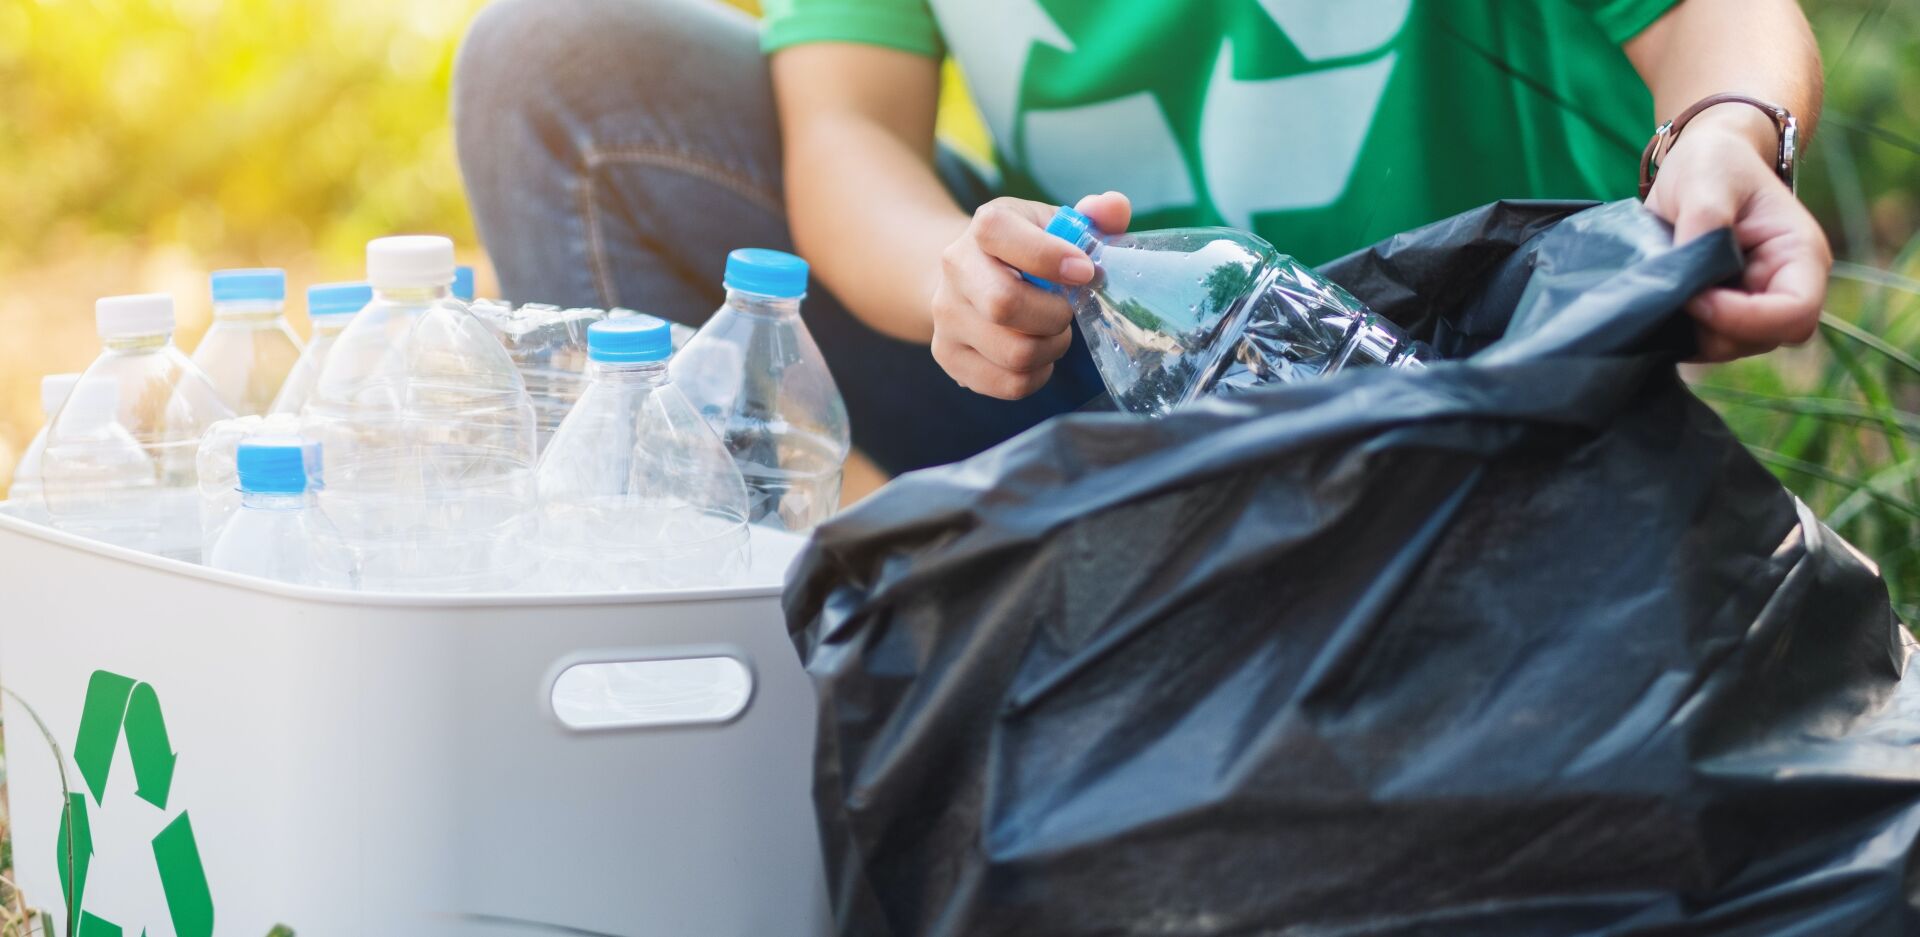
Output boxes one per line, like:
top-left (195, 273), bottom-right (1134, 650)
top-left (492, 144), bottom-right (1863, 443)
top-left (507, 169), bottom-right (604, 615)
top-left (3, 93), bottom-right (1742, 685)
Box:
top-left (306, 281), bottom-right (372, 318)
top-left (236, 438), bottom-right (311, 494)
top-left (1022, 206), bottom-right (1100, 290)
top-left (1044, 205), bottom-right (1096, 244)
top-left (587, 315), bottom-right (672, 363)
top-left (211, 268), bottom-right (287, 303)
top-left (453, 265), bottom-right (476, 302)
top-left (723, 248), bottom-right (808, 299)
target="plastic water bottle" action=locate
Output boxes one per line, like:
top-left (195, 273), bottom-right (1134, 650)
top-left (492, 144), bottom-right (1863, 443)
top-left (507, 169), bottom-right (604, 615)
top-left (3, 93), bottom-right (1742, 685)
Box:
top-left (7, 372), bottom-right (82, 522)
top-left (671, 249), bottom-right (849, 532)
top-left (535, 316), bottom-right (750, 591)
top-left (36, 377), bottom-right (152, 547)
top-left (196, 412), bottom-right (304, 556)
top-left (270, 281), bottom-right (370, 416)
top-left (192, 268), bottom-right (305, 416)
top-left (208, 437), bottom-right (339, 586)
top-left (1031, 206), bottom-right (1431, 416)
top-left (454, 264), bottom-right (476, 303)
top-left (470, 300), bottom-right (602, 453)
top-left (303, 236), bottom-right (537, 592)
top-left (43, 295), bottom-right (233, 559)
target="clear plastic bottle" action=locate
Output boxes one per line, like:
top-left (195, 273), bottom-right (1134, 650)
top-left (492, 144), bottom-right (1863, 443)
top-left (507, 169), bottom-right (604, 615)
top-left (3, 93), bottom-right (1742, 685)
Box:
top-left (1031, 206), bottom-right (1431, 416)
top-left (208, 436), bottom-right (340, 586)
top-left (536, 316), bottom-right (750, 592)
top-left (30, 377), bottom-right (153, 543)
top-left (670, 249), bottom-right (849, 532)
top-left (7, 372), bottom-right (82, 522)
top-left (303, 236), bottom-right (537, 592)
top-left (195, 412), bottom-right (304, 556)
top-left (470, 300), bottom-right (603, 453)
top-left (270, 281), bottom-right (370, 416)
top-left (192, 268), bottom-right (305, 416)
top-left (43, 295), bottom-right (234, 559)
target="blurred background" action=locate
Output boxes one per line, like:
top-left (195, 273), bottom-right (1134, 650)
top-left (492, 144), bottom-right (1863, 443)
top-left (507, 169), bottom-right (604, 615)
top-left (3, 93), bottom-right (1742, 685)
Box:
top-left (0, 0), bottom-right (1915, 613)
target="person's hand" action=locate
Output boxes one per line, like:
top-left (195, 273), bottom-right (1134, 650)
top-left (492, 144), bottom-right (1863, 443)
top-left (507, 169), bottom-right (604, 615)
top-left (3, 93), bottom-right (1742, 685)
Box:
top-left (1644, 106), bottom-right (1832, 362)
top-left (932, 191), bottom-right (1132, 398)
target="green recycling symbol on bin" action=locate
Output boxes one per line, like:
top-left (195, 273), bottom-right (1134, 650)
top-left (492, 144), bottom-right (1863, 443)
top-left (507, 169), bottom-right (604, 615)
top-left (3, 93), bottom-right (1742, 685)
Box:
top-left (57, 670), bottom-right (213, 937)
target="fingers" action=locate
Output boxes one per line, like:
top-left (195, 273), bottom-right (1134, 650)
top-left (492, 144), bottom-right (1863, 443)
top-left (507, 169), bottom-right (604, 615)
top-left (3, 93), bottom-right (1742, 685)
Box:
top-left (1074, 190), bottom-right (1133, 235)
top-left (1688, 261), bottom-right (1824, 349)
top-left (971, 318), bottom-right (1074, 374)
top-left (931, 227), bottom-right (1078, 400)
top-left (932, 191), bottom-right (1137, 399)
top-left (935, 250), bottom-right (1073, 382)
top-left (941, 245), bottom-right (1075, 336)
top-left (971, 198), bottom-right (1096, 286)
top-left (1685, 186), bottom-right (1830, 357)
top-left (932, 333), bottom-right (1057, 400)
top-left (1691, 323), bottom-right (1775, 364)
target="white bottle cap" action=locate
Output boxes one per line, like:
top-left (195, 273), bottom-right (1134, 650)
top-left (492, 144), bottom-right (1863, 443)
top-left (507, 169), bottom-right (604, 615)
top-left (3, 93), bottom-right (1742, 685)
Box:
top-left (95, 293), bottom-right (176, 338)
top-left (40, 373), bottom-right (82, 418)
top-left (367, 236), bottom-right (456, 291)
top-left (63, 376), bottom-right (122, 425)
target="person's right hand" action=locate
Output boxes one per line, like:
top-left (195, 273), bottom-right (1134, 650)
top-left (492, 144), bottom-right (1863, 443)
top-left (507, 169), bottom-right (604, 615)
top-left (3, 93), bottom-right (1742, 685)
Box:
top-left (931, 191), bottom-right (1132, 399)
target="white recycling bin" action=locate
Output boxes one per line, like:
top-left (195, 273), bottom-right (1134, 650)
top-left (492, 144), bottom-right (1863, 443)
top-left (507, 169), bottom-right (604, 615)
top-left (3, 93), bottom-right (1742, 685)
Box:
top-left (0, 504), bottom-right (831, 937)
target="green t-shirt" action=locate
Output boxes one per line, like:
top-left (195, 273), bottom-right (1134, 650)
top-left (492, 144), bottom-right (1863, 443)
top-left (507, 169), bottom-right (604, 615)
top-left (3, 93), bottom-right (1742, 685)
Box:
top-left (762, 0), bottom-right (1677, 265)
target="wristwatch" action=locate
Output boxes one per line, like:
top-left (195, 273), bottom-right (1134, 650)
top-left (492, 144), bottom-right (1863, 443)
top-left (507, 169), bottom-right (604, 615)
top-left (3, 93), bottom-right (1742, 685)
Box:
top-left (1638, 93), bottom-right (1799, 200)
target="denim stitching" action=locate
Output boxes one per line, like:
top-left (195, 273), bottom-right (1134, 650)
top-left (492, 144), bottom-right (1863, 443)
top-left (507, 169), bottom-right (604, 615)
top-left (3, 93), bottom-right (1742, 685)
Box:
top-left (575, 168), bottom-right (615, 307)
top-left (577, 143), bottom-right (784, 306)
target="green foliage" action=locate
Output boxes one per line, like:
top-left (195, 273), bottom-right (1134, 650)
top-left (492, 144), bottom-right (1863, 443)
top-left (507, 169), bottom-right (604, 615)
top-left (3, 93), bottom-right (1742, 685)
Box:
top-left (1693, 0), bottom-right (1920, 620)
top-left (0, 0), bottom-right (486, 269)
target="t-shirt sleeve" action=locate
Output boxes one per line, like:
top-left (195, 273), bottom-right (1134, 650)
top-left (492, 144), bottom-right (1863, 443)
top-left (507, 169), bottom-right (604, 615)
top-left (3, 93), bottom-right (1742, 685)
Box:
top-left (1578, 0), bottom-right (1685, 44)
top-left (760, 0), bottom-right (946, 58)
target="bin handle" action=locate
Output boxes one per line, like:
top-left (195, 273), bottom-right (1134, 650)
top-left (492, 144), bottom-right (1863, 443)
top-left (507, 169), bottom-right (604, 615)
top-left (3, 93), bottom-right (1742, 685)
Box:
top-left (545, 646), bottom-right (756, 732)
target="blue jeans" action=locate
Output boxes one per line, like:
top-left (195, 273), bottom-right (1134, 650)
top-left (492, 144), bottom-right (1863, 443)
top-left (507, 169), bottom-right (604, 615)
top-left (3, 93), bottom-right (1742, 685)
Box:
top-left (453, 0), bottom-right (1103, 474)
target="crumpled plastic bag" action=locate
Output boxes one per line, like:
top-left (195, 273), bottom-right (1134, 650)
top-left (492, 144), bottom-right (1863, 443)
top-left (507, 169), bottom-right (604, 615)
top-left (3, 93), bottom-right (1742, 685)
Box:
top-left (787, 199), bottom-right (1920, 936)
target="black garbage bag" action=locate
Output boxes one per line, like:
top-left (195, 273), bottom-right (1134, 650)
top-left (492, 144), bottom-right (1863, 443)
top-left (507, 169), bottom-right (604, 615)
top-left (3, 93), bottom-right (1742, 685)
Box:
top-left (787, 200), bottom-right (1920, 937)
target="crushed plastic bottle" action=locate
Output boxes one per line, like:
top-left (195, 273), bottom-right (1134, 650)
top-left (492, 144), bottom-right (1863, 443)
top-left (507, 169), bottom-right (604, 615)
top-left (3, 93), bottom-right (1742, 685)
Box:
top-left (535, 316), bottom-right (750, 591)
top-left (196, 412), bottom-right (304, 556)
top-left (208, 436), bottom-right (343, 586)
top-left (192, 268), bottom-right (305, 416)
top-left (1032, 206), bottom-right (1432, 416)
top-left (43, 295), bottom-right (233, 559)
top-left (470, 300), bottom-right (602, 452)
top-left (671, 249), bottom-right (849, 532)
top-left (271, 281), bottom-right (370, 416)
top-left (7, 372), bottom-right (82, 523)
top-left (303, 235), bottom-right (537, 592)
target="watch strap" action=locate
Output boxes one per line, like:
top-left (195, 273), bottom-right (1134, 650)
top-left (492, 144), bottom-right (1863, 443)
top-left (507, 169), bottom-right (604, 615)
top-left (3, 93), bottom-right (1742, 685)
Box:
top-left (1639, 93), bottom-right (1799, 200)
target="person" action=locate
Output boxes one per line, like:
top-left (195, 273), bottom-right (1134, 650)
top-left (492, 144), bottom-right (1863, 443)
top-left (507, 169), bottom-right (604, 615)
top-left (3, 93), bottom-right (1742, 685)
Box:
top-left (453, 0), bottom-right (1831, 475)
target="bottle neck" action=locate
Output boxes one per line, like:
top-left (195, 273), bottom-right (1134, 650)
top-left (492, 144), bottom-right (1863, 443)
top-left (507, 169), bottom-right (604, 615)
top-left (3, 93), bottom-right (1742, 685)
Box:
top-left (100, 332), bottom-right (173, 354)
top-left (240, 490), bottom-right (307, 510)
top-left (212, 300), bottom-right (284, 322)
top-left (725, 288), bottom-right (801, 319)
top-left (373, 284), bottom-right (453, 304)
top-left (590, 359), bottom-right (669, 385)
top-left (309, 316), bottom-right (354, 337)
top-left (1071, 231), bottom-right (1104, 282)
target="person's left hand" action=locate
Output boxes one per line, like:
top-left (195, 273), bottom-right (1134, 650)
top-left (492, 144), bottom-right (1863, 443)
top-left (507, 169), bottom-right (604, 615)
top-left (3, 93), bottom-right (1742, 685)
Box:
top-left (1643, 106), bottom-right (1833, 362)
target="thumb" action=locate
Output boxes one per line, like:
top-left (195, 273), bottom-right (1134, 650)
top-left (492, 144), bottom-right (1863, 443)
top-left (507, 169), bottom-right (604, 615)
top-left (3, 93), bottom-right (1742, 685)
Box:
top-left (1074, 190), bottom-right (1133, 235)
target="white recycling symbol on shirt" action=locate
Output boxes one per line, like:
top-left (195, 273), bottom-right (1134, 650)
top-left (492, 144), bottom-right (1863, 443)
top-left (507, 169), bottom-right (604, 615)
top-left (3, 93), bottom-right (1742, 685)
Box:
top-left (929, 0), bottom-right (1412, 225)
